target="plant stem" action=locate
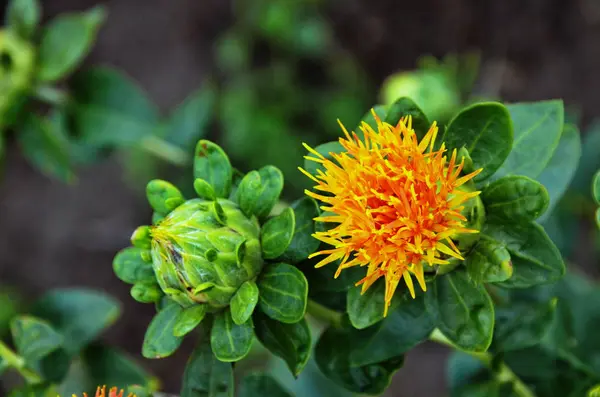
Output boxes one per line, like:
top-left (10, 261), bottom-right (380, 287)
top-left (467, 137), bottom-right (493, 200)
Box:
top-left (0, 340), bottom-right (42, 384)
top-left (139, 135), bottom-right (191, 167)
top-left (429, 329), bottom-right (535, 397)
top-left (306, 300), bottom-right (343, 329)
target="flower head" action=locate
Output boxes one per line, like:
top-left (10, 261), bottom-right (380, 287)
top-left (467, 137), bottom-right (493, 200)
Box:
top-left (73, 385), bottom-right (136, 397)
top-left (301, 112), bottom-right (482, 315)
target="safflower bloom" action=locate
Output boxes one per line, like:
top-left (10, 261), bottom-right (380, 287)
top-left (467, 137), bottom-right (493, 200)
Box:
top-left (72, 385), bottom-right (136, 397)
top-left (301, 112), bottom-right (482, 316)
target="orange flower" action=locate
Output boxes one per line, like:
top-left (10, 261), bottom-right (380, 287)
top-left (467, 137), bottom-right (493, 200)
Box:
top-left (300, 111), bottom-right (482, 316)
top-left (76, 385), bottom-right (137, 397)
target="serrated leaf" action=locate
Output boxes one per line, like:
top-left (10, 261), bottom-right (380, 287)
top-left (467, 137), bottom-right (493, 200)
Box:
top-left (260, 208), bottom-right (295, 260)
top-left (6, 0), bottom-right (41, 39)
top-left (142, 303), bottom-right (183, 359)
top-left (238, 374), bottom-right (293, 397)
top-left (254, 312), bottom-right (311, 377)
top-left (194, 140), bottom-right (233, 198)
top-left (280, 197), bottom-right (320, 264)
top-left (443, 102), bottom-right (513, 182)
top-left (481, 175), bottom-right (549, 222)
top-left (10, 316), bottom-right (62, 363)
top-left (482, 221), bottom-right (565, 288)
top-left (112, 246), bottom-right (154, 285)
top-left (230, 281), bottom-right (259, 325)
top-left (384, 97), bottom-right (430, 139)
top-left (210, 310), bottom-right (253, 362)
top-left (181, 339), bottom-right (234, 397)
top-left (492, 100), bottom-right (564, 180)
top-left (315, 324), bottom-right (404, 395)
top-left (31, 288), bottom-right (120, 355)
top-left (257, 263), bottom-right (308, 324)
top-left (536, 124), bottom-right (582, 222)
top-left (17, 113), bottom-right (74, 183)
top-left (425, 270), bottom-right (494, 352)
top-left (37, 6), bottom-right (106, 82)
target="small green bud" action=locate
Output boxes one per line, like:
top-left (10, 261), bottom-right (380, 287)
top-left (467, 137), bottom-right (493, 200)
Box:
top-left (131, 282), bottom-right (163, 303)
top-left (466, 239), bottom-right (513, 283)
top-left (150, 198), bottom-right (263, 309)
top-left (146, 179), bottom-right (185, 215)
top-left (453, 184), bottom-right (486, 252)
top-left (0, 30), bottom-right (34, 127)
top-left (193, 178), bottom-right (216, 200)
top-left (131, 226), bottom-right (152, 249)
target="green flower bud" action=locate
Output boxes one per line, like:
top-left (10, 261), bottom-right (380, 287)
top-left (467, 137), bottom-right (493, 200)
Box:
top-left (452, 183), bottom-right (486, 253)
top-left (149, 198), bottom-right (263, 310)
top-left (0, 30), bottom-right (34, 127)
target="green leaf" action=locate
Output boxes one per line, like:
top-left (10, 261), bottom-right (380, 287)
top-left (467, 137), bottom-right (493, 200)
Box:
top-left (69, 67), bottom-right (158, 148)
top-left (257, 262), bottom-right (308, 324)
top-left (347, 279), bottom-right (405, 330)
top-left (10, 316), bottom-right (62, 362)
top-left (238, 374), bottom-right (293, 397)
top-left (593, 170), bottom-right (600, 205)
top-left (146, 179), bottom-right (185, 215)
top-left (260, 208), bottom-right (295, 260)
top-left (6, 0), bottom-right (41, 39)
top-left (173, 305), bottom-right (207, 337)
top-left (482, 221), bottom-right (565, 288)
top-left (37, 6), bottom-right (106, 82)
top-left (31, 288), bottom-right (120, 355)
top-left (492, 299), bottom-right (557, 352)
top-left (194, 178), bottom-right (217, 201)
top-left (142, 303), bottom-right (183, 359)
top-left (315, 324), bottom-right (404, 395)
top-left (112, 247), bottom-right (155, 285)
top-left (443, 102), bottom-right (513, 182)
top-left (481, 176), bottom-right (550, 222)
top-left (465, 237), bottom-right (513, 284)
top-left (280, 197), bottom-right (320, 264)
top-left (7, 384), bottom-right (56, 397)
top-left (303, 141), bottom-right (344, 177)
top-left (194, 140), bottom-right (233, 198)
top-left (254, 165), bottom-right (285, 220)
top-left (164, 82), bottom-right (216, 150)
top-left (236, 171), bottom-right (262, 217)
top-left (492, 100), bottom-right (564, 180)
top-left (181, 338), bottom-right (234, 397)
top-left (17, 113), bottom-right (74, 183)
top-left (83, 343), bottom-right (157, 391)
top-left (536, 124), bottom-right (582, 222)
top-left (130, 282), bottom-right (162, 304)
top-left (384, 97), bottom-right (430, 139)
top-left (350, 292), bottom-right (434, 366)
top-left (425, 270), bottom-right (494, 352)
top-left (254, 312), bottom-right (311, 377)
top-left (210, 310), bottom-right (253, 362)
top-left (231, 281), bottom-right (259, 325)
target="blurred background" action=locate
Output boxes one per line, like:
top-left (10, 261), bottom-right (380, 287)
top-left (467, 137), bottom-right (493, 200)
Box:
top-left (1, 0), bottom-right (600, 396)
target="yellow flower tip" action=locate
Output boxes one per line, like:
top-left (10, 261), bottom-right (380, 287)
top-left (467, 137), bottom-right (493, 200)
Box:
top-left (73, 385), bottom-right (137, 397)
top-left (302, 116), bottom-right (482, 314)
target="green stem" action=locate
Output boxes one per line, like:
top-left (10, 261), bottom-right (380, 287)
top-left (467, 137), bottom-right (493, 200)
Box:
top-left (306, 300), bottom-right (343, 329)
top-left (34, 85), bottom-right (69, 107)
top-left (429, 329), bottom-right (535, 397)
top-left (139, 135), bottom-right (191, 167)
top-left (0, 340), bottom-right (42, 384)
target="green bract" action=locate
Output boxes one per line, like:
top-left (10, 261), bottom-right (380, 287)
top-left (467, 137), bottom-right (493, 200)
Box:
top-left (114, 140), bottom-right (310, 365)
